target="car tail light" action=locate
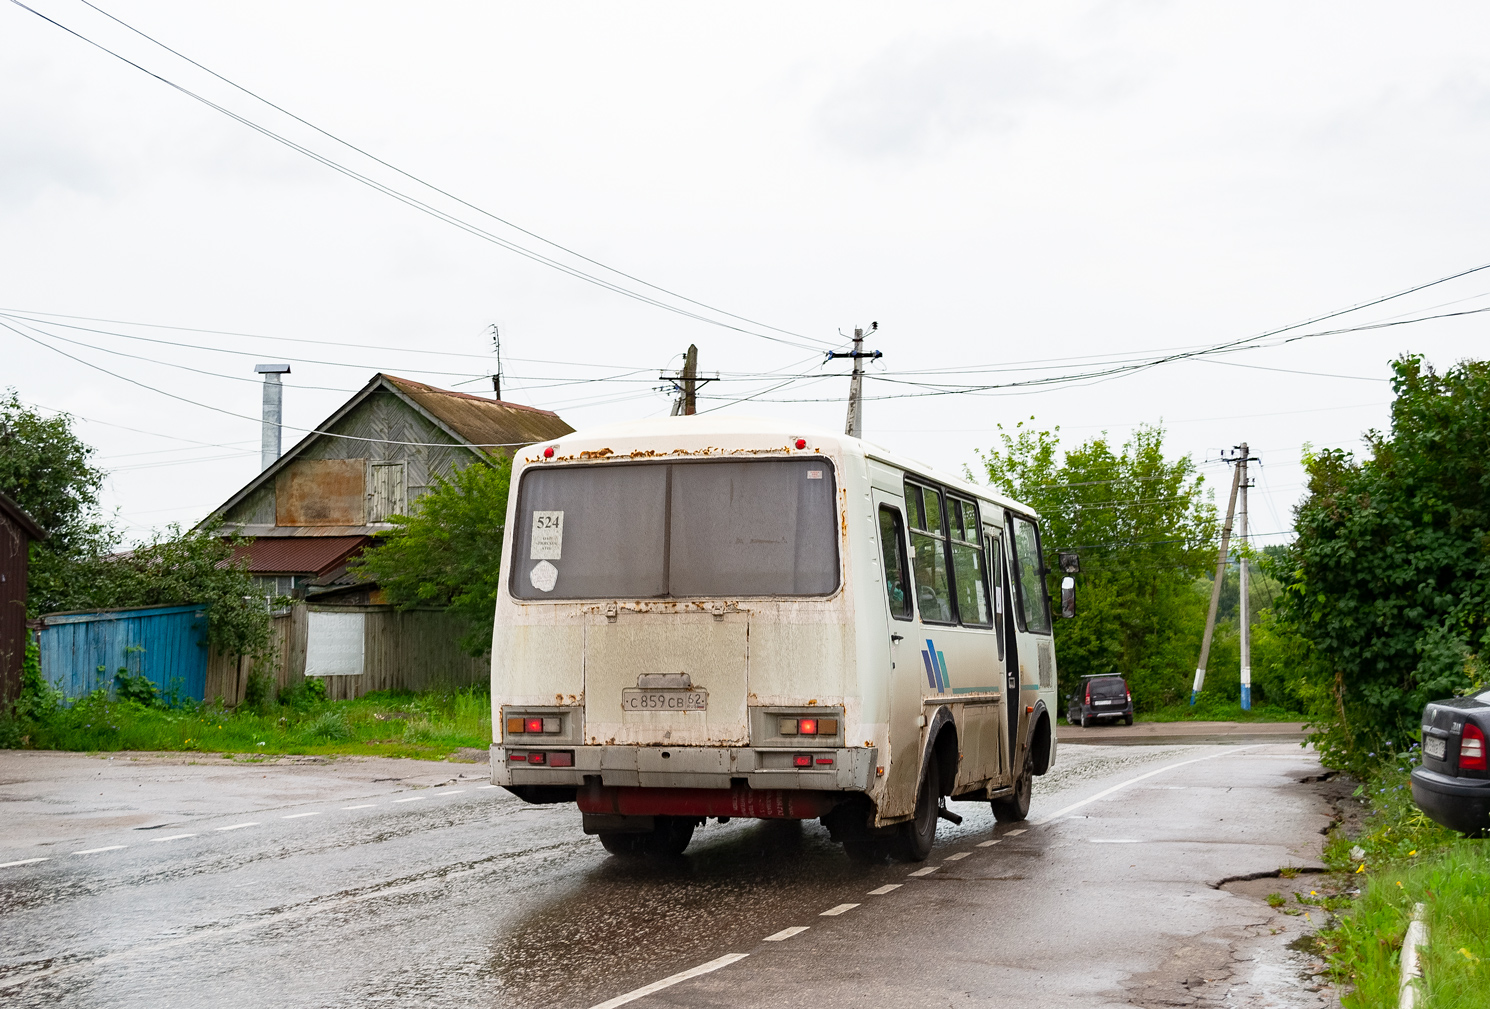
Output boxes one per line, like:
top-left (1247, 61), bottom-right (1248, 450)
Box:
top-left (525, 717), bottom-right (544, 734)
top-left (1085, 684), bottom-right (1091, 703)
top-left (1462, 724), bottom-right (1487, 771)
top-left (527, 752), bottom-right (546, 765)
top-left (547, 751), bottom-right (574, 768)
top-left (798, 718), bottom-right (818, 736)
top-left (816, 757), bottom-right (834, 766)
top-left (794, 754), bottom-right (812, 767)
top-left (506, 717), bottom-right (525, 734)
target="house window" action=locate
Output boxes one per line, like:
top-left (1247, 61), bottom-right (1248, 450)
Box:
top-left (369, 463), bottom-right (407, 522)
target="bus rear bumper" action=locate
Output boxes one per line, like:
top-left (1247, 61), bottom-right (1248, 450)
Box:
top-left (491, 744), bottom-right (877, 792)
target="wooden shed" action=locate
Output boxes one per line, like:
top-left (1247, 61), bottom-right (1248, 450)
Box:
top-left (0, 491), bottom-right (45, 709)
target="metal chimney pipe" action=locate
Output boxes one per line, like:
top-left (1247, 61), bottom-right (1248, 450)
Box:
top-left (254, 364), bottom-right (291, 470)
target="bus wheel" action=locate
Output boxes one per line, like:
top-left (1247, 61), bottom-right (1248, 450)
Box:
top-left (890, 752), bottom-right (940, 862)
top-left (992, 748), bottom-right (1033, 822)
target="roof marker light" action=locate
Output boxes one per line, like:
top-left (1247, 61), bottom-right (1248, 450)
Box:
top-left (795, 438), bottom-right (807, 450)
top-left (543, 446), bottom-right (555, 458)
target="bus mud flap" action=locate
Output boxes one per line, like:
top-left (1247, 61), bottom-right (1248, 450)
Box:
top-left (577, 782), bottom-right (843, 820)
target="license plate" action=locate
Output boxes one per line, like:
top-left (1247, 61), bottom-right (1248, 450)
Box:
top-left (1425, 735), bottom-right (1446, 759)
top-left (1094, 700), bottom-right (1113, 706)
top-left (622, 689), bottom-right (707, 712)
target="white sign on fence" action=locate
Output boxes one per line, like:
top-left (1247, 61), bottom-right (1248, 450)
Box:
top-left (305, 610), bottom-right (365, 677)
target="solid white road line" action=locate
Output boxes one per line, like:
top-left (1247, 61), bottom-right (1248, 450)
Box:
top-left (586, 953), bottom-right (749, 1009)
top-left (976, 839), bottom-right (1002, 847)
top-left (216, 823), bottom-right (258, 831)
top-left (763, 927), bottom-right (810, 942)
top-left (908, 866), bottom-right (938, 877)
top-left (1029, 745), bottom-right (1260, 826)
top-left (72, 846), bottom-right (127, 855)
top-left (820, 903), bottom-right (859, 916)
top-left (0, 858), bottom-right (49, 868)
top-left (944, 852), bottom-right (969, 861)
top-left (392, 797), bottom-right (423, 803)
top-left (282, 812), bottom-right (321, 819)
top-left (341, 804), bottom-right (375, 810)
top-left (867, 884), bottom-right (902, 895)
top-left (152, 833), bottom-right (197, 842)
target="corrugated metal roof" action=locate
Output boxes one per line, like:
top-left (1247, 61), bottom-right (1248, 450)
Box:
top-left (382, 375), bottom-right (574, 455)
top-left (230, 536), bottom-right (369, 576)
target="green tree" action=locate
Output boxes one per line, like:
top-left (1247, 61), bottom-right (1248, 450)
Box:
top-left (0, 390), bottom-right (116, 615)
top-left (1280, 355), bottom-right (1490, 770)
top-left (350, 457), bottom-right (511, 656)
top-left (976, 422), bottom-right (1218, 709)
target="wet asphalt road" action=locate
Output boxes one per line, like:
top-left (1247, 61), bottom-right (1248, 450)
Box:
top-left (0, 742), bottom-right (1334, 1008)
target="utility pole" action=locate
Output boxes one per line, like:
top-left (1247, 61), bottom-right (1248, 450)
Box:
top-left (1238, 443), bottom-right (1252, 711)
top-left (489, 324), bottom-right (502, 400)
top-left (826, 322), bottom-right (881, 439)
top-left (1191, 452), bottom-right (1242, 705)
top-left (660, 345), bottom-right (715, 416)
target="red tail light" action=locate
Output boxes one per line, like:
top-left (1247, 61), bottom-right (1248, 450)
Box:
top-left (1461, 724), bottom-right (1487, 771)
top-left (794, 754), bottom-right (812, 768)
top-left (815, 757), bottom-right (834, 766)
top-left (1085, 684), bottom-right (1091, 703)
top-left (527, 752), bottom-right (546, 765)
top-left (798, 718), bottom-right (818, 736)
top-left (508, 752), bottom-right (527, 762)
top-left (547, 751), bottom-right (574, 768)
top-left (525, 717), bottom-right (544, 734)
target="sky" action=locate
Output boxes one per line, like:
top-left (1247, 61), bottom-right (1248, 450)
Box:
top-left (3, 1), bottom-right (1488, 545)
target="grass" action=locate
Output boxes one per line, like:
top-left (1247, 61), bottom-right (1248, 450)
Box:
top-left (1136, 693), bottom-right (1306, 723)
top-left (1314, 750), bottom-right (1488, 1008)
top-left (1, 685), bottom-right (494, 761)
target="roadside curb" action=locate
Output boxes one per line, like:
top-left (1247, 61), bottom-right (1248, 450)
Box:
top-left (1399, 902), bottom-right (1427, 1009)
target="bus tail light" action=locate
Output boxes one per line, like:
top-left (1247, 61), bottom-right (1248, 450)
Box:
top-left (525, 717), bottom-right (544, 734)
top-left (815, 757), bottom-right (834, 766)
top-left (794, 754), bottom-right (812, 768)
top-left (1462, 724), bottom-right (1487, 771)
top-left (508, 752), bottom-right (527, 762)
top-left (778, 717), bottom-right (838, 736)
top-left (798, 718), bottom-right (818, 736)
top-left (527, 752), bottom-right (546, 765)
top-left (506, 717), bottom-right (525, 734)
top-left (779, 718), bottom-right (798, 735)
top-left (548, 751), bottom-right (574, 768)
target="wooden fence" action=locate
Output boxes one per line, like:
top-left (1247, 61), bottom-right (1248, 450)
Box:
top-left (205, 603), bottom-right (486, 705)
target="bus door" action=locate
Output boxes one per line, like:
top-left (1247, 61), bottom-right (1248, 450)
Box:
top-left (1005, 511), bottom-right (1054, 769)
top-left (873, 492), bottom-right (921, 817)
top-left (987, 527), bottom-right (1019, 779)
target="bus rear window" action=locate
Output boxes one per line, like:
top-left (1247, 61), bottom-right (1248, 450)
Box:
top-left (510, 459), bottom-right (840, 599)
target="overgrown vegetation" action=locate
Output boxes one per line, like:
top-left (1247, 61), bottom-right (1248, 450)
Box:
top-left (1316, 752), bottom-right (1487, 1007)
top-left (1279, 356), bottom-right (1489, 773)
top-left (350, 455), bottom-right (511, 656)
top-left (1, 637), bottom-right (490, 760)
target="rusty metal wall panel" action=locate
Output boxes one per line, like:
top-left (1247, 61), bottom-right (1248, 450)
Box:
top-left (275, 459), bottom-right (367, 526)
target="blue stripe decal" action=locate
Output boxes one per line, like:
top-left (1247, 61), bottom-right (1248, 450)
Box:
top-left (1020, 684), bottom-right (1041, 691)
top-left (936, 650), bottom-right (949, 691)
top-left (921, 649), bottom-right (938, 690)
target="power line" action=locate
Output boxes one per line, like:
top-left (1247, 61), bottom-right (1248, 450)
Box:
top-left (12, 0), bottom-right (838, 353)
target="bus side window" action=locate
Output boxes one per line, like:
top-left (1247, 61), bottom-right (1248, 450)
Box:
top-left (905, 480), bottom-right (955, 624)
top-left (1009, 514), bottom-right (1052, 634)
top-left (878, 506), bottom-right (913, 621)
top-left (986, 532), bottom-right (1005, 659)
top-left (947, 497), bottom-right (992, 627)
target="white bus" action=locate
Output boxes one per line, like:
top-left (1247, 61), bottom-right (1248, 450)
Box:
top-left (490, 417), bottom-right (1060, 861)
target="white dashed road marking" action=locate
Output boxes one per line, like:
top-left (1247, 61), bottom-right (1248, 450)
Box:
top-left (438, 790), bottom-right (465, 795)
top-left (342, 804), bottom-right (376, 810)
top-left (282, 813), bottom-right (321, 819)
top-left (976, 839), bottom-right (1002, 847)
top-left (392, 797), bottom-right (423, 803)
top-left (72, 846), bottom-right (127, 855)
top-left (152, 834), bottom-right (197, 842)
top-left (586, 953), bottom-right (749, 1009)
top-left (1003, 828), bottom-right (1027, 836)
top-left (763, 926), bottom-right (810, 942)
top-left (944, 852), bottom-right (969, 861)
top-left (820, 903), bottom-right (859, 916)
top-left (0, 858), bottom-right (48, 868)
top-left (216, 823), bottom-right (258, 831)
top-left (1091, 838), bottom-right (1141, 843)
top-left (908, 866), bottom-right (938, 877)
top-left (867, 884), bottom-right (901, 895)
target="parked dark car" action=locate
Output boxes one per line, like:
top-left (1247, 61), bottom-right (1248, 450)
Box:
top-left (1411, 692), bottom-right (1490, 836)
top-left (1067, 674), bottom-right (1133, 727)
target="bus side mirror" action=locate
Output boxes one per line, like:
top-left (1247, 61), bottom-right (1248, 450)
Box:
top-left (1060, 576), bottom-right (1076, 619)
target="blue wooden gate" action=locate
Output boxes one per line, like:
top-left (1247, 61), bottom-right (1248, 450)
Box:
top-left (37, 604), bottom-right (210, 702)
